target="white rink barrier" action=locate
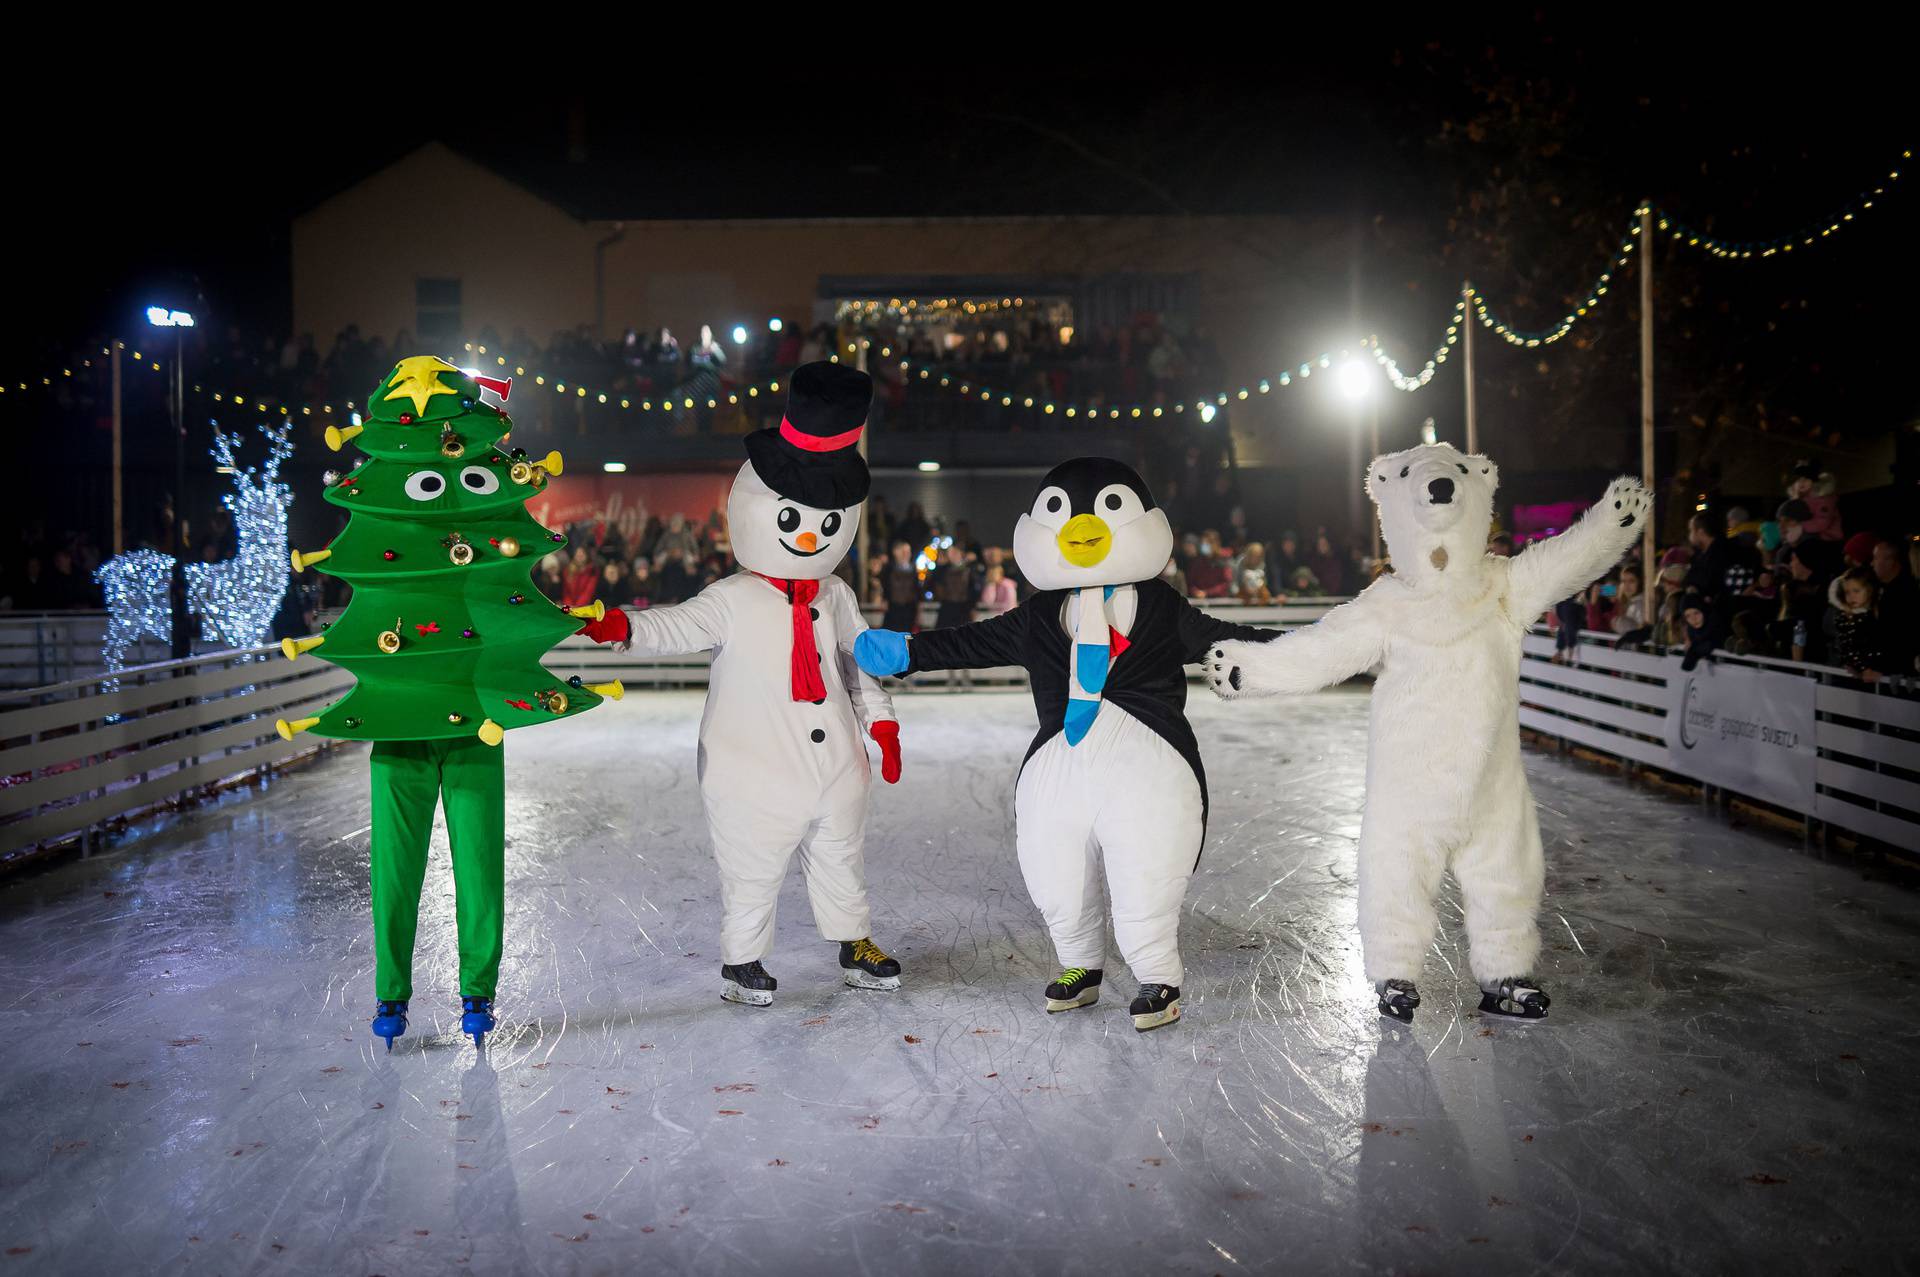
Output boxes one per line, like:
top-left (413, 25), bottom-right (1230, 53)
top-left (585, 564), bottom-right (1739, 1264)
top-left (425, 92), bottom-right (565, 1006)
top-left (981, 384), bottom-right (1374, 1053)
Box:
top-left (1519, 628), bottom-right (1920, 852)
top-left (0, 646), bottom-right (352, 862)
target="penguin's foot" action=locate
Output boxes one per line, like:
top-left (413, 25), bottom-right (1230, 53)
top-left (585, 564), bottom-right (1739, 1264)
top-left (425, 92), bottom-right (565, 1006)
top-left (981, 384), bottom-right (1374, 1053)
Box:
top-left (839, 939), bottom-right (901, 991)
top-left (1129, 983), bottom-right (1181, 1032)
top-left (1044, 967), bottom-right (1102, 1012)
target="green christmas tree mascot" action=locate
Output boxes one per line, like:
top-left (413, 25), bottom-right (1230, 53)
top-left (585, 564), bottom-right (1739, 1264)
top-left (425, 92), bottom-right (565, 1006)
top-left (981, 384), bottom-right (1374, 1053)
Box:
top-left (277, 355), bottom-right (630, 1049)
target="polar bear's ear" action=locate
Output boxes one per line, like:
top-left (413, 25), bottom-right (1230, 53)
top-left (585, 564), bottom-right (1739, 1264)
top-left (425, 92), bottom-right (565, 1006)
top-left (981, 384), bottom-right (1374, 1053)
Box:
top-left (1469, 455), bottom-right (1500, 494)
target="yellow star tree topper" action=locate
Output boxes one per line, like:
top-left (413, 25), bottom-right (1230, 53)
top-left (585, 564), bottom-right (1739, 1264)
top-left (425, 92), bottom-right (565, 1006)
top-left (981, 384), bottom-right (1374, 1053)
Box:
top-left (383, 355), bottom-right (463, 416)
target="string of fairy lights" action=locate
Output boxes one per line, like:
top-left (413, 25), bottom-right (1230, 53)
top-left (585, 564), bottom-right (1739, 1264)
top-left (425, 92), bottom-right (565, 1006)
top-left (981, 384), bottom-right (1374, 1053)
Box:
top-left (3, 150), bottom-right (1905, 421)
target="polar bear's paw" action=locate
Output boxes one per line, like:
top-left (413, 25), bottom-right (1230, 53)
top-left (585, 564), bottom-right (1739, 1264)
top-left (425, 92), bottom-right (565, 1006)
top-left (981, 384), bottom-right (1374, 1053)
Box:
top-left (1602, 476), bottom-right (1651, 529)
top-left (1205, 640), bottom-right (1270, 699)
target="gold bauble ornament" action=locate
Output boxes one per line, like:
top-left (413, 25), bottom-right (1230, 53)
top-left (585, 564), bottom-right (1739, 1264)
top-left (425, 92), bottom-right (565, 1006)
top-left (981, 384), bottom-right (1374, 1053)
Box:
top-left (497, 536), bottom-right (520, 558)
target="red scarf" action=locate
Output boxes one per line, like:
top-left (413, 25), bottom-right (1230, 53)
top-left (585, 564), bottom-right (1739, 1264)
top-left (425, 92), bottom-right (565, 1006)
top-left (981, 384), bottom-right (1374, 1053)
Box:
top-left (754, 573), bottom-right (827, 702)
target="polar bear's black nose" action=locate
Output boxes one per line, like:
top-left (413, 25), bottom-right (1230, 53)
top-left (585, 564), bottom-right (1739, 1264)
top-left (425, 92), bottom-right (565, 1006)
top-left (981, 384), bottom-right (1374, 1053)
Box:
top-left (1427, 477), bottom-right (1455, 504)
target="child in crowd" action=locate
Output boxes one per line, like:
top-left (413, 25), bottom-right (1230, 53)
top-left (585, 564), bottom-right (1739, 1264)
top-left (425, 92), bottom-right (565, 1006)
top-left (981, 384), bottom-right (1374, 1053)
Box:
top-left (979, 562), bottom-right (1019, 614)
top-left (1831, 567), bottom-right (1895, 682)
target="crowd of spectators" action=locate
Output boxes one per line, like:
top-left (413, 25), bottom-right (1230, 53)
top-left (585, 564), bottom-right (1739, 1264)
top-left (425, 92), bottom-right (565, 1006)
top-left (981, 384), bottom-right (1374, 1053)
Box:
top-left (1549, 463), bottom-right (1920, 683)
top-left (45, 305), bottom-right (1228, 439)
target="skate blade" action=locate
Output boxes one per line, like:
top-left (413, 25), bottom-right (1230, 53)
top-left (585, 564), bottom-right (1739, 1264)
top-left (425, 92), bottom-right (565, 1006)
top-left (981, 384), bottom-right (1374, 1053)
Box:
top-left (1045, 989), bottom-right (1099, 1012)
top-left (1378, 1002), bottom-right (1415, 1024)
top-left (1132, 1001), bottom-right (1181, 1032)
top-left (843, 969), bottom-right (901, 991)
top-left (722, 981), bottom-right (774, 1007)
top-left (1479, 1002), bottom-right (1549, 1021)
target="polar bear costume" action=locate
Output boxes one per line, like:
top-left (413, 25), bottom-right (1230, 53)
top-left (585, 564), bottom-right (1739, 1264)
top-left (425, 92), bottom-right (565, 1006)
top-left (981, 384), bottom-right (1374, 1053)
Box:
top-left (1206, 444), bottom-right (1647, 1021)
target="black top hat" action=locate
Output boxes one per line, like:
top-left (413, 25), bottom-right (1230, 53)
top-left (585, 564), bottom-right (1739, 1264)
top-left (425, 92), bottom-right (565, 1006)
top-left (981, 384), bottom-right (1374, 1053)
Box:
top-left (743, 361), bottom-right (873, 509)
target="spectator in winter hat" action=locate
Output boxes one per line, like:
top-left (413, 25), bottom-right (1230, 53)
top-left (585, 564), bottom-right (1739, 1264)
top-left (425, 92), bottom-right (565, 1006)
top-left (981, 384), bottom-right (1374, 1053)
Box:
top-left (1785, 461), bottom-right (1844, 542)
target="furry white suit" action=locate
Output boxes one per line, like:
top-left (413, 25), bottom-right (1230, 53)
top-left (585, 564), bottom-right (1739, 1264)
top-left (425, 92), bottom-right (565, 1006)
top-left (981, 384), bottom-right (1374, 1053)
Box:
top-left (1206, 444), bottom-right (1647, 998)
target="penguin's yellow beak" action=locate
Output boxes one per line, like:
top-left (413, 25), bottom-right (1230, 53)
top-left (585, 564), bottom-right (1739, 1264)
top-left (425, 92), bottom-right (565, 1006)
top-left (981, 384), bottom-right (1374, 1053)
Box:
top-left (1056, 513), bottom-right (1112, 567)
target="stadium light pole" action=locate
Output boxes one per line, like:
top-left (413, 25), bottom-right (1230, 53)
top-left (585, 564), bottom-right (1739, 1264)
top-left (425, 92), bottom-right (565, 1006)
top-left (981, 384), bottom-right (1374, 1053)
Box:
top-left (147, 306), bottom-right (195, 657)
top-left (1338, 358), bottom-right (1380, 566)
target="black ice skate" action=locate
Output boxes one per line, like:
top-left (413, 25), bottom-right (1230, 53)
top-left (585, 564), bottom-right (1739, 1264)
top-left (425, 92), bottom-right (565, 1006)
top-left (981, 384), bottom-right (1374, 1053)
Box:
top-left (1129, 983), bottom-right (1181, 1032)
top-left (1044, 967), bottom-right (1102, 1012)
top-left (721, 961), bottom-right (778, 1007)
top-left (1375, 979), bottom-right (1421, 1024)
top-left (1478, 976), bottom-right (1550, 1020)
top-left (839, 938), bottom-right (902, 991)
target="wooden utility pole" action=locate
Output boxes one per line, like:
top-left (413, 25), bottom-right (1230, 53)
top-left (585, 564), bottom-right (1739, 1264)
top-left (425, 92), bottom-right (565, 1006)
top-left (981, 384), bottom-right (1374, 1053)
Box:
top-left (1462, 285), bottom-right (1478, 454)
top-left (1639, 207), bottom-right (1658, 628)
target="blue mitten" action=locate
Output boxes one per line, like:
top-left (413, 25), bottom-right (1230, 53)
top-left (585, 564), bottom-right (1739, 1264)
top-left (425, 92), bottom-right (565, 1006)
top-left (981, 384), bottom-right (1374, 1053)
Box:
top-left (855, 629), bottom-right (912, 676)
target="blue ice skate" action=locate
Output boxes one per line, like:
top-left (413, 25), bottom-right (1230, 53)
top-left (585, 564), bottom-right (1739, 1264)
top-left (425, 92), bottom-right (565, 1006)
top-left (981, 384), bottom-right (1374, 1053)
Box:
top-left (371, 999), bottom-right (409, 1052)
top-left (461, 996), bottom-right (496, 1048)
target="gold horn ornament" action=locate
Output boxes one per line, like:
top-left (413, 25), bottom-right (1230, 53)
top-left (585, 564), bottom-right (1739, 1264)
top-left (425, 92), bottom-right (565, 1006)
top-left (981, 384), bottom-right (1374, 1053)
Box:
top-left (275, 716), bottom-right (319, 741)
top-left (290, 547), bottom-right (331, 573)
top-left (280, 635), bottom-right (325, 661)
top-left (565, 600), bottom-right (605, 622)
top-left (323, 424), bottom-right (363, 451)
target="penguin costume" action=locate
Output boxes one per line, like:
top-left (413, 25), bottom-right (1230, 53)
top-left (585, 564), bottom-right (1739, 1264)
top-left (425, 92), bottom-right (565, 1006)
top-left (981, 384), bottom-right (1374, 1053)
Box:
top-left (854, 458), bottom-right (1278, 1030)
top-left (619, 362), bottom-right (905, 1006)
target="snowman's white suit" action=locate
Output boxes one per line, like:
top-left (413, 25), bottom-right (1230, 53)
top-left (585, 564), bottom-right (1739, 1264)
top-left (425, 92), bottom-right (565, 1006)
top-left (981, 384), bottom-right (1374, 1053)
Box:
top-left (623, 462), bottom-right (895, 964)
top-left (1206, 445), bottom-right (1648, 984)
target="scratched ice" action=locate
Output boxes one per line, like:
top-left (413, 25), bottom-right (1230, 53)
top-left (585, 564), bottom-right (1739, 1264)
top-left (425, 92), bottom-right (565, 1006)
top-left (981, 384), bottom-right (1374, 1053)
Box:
top-left (2, 687), bottom-right (1916, 1274)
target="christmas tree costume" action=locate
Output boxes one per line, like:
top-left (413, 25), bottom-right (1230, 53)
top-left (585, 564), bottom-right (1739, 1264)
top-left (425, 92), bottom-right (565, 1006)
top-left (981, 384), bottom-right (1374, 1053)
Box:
top-left (855, 459), bottom-right (1280, 1031)
top-left (278, 355), bottom-right (626, 1048)
top-left (619, 362), bottom-right (905, 1007)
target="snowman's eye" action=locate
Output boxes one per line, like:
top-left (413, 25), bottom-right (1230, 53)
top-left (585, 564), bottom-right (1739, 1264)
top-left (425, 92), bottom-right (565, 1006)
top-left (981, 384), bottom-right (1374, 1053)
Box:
top-left (777, 507), bottom-right (801, 533)
top-left (822, 511), bottom-right (842, 536)
top-left (460, 465), bottom-right (499, 494)
top-left (404, 471), bottom-right (446, 501)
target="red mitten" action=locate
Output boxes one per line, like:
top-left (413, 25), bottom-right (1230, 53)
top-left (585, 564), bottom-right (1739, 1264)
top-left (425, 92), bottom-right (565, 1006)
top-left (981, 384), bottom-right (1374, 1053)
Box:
top-left (577, 607), bottom-right (631, 645)
top-left (869, 720), bottom-right (902, 784)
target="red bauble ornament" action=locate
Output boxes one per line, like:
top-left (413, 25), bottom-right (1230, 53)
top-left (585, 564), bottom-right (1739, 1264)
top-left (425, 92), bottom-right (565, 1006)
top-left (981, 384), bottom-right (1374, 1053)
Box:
top-left (382, 550), bottom-right (396, 561)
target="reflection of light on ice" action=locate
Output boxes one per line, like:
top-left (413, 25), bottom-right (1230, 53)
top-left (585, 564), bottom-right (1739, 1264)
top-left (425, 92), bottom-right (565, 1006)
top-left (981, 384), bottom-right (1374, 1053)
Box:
top-left (4, 688), bottom-right (1919, 1273)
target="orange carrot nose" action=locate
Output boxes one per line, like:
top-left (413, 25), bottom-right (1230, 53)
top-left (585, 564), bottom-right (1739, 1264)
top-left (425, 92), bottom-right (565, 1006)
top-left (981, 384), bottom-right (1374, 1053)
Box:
top-left (796, 531), bottom-right (818, 551)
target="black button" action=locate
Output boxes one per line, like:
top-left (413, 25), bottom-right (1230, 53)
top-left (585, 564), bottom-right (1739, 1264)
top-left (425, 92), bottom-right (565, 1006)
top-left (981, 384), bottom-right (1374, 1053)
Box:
top-left (810, 607), bottom-right (820, 620)
top-left (810, 728), bottom-right (826, 742)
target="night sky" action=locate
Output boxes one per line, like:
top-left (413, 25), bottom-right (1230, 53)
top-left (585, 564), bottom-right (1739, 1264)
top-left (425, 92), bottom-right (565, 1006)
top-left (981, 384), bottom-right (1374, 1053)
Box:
top-left (9, 32), bottom-right (1905, 343)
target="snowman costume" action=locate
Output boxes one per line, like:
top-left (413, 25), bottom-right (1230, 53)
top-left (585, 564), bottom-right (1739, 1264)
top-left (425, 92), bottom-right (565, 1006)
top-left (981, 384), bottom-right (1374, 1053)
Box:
top-left (1205, 444), bottom-right (1649, 1023)
top-left (856, 459), bottom-right (1277, 1030)
top-left (621, 363), bottom-right (904, 1005)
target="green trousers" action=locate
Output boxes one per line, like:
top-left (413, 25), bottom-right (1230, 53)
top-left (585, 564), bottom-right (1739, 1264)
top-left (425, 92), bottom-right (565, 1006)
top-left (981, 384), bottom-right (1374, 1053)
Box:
top-left (368, 738), bottom-right (506, 1001)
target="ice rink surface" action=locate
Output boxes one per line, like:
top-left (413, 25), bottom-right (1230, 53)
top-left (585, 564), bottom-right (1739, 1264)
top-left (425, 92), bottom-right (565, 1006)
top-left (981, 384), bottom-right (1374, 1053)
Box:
top-left (3, 686), bottom-right (1918, 1275)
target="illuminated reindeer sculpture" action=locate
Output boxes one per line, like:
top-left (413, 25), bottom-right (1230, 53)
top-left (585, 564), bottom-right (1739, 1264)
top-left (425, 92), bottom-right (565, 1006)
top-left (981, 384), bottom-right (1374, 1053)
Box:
top-left (95, 422), bottom-right (295, 674)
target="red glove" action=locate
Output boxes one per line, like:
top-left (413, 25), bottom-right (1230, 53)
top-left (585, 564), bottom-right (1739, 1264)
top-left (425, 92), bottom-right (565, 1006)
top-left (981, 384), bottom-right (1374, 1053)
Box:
top-left (869, 720), bottom-right (902, 784)
top-left (577, 607), bottom-right (631, 645)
